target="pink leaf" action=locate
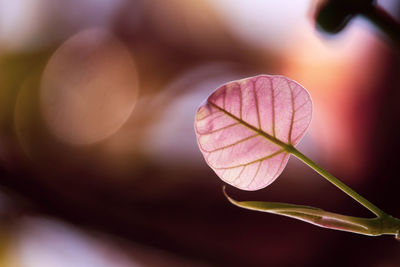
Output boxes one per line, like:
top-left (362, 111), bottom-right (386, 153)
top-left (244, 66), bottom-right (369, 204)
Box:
top-left (195, 75), bottom-right (312, 191)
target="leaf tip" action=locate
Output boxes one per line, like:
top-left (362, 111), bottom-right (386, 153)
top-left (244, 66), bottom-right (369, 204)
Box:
top-left (222, 185), bottom-right (239, 207)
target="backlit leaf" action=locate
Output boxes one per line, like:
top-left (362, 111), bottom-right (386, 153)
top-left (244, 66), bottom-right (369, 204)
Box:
top-left (195, 75), bottom-right (312, 191)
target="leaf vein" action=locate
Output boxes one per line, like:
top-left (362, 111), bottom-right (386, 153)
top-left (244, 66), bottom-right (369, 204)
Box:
top-left (293, 88), bottom-right (302, 100)
top-left (208, 102), bottom-right (289, 150)
top-left (271, 79), bottom-right (276, 137)
top-left (274, 154), bottom-right (287, 178)
top-left (214, 149), bottom-right (286, 170)
top-left (222, 85), bottom-right (227, 110)
top-left (288, 80), bottom-right (295, 144)
top-left (196, 110), bottom-right (222, 122)
top-left (201, 122), bottom-right (240, 135)
top-left (239, 82), bottom-right (243, 119)
top-left (252, 80), bottom-right (261, 129)
top-left (293, 114), bottom-right (311, 123)
top-left (204, 134), bottom-right (259, 153)
top-left (234, 165), bottom-right (246, 186)
top-left (246, 160), bottom-right (262, 189)
top-left (294, 100), bottom-right (309, 113)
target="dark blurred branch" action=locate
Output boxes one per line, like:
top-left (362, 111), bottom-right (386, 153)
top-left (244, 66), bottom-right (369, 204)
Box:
top-left (361, 5), bottom-right (400, 46)
top-left (315, 0), bottom-right (400, 48)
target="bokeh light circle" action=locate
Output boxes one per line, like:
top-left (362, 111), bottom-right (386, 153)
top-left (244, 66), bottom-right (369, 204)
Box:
top-left (40, 28), bottom-right (139, 145)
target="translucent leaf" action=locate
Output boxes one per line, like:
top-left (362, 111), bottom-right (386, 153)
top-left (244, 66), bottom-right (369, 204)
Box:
top-left (194, 75), bottom-right (312, 191)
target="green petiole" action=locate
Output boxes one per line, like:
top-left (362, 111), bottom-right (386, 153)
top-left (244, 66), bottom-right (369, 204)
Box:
top-left (290, 146), bottom-right (400, 237)
top-left (289, 146), bottom-right (385, 217)
top-left (225, 145), bottom-right (400, 238)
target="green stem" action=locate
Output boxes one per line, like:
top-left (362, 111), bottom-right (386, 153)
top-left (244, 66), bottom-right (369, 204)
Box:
top-left (289, 146), bottom-right (386, 218)
top-left (224, 185), bottom-right (400, 237)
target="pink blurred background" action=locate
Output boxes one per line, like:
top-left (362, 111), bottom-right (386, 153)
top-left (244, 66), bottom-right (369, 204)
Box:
top-left (0, 0), bottom-right (400, 265)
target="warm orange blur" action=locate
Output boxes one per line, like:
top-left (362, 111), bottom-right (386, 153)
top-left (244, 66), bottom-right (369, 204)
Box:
top-left (40, 28), bottom-right (139, 145)
top-left (283, 19), bottom-right (391, 178)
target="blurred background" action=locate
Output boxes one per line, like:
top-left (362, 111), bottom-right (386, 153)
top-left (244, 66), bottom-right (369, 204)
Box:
top-left (0, 0), bottom-right (400, 266)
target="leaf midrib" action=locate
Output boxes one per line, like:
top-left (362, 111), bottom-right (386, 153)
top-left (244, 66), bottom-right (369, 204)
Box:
top-left (209, 102), bottom-right (293, 152)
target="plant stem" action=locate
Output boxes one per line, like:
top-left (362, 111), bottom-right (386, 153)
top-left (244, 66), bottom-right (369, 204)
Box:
top-left (224, 185), bottom-right (400, 237)
top-left (289, 146), bottom-right (386, 218)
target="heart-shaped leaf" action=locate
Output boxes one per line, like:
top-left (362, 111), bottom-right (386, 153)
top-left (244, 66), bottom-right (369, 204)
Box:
top-left (195, 75), bottom-right (312, 190)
